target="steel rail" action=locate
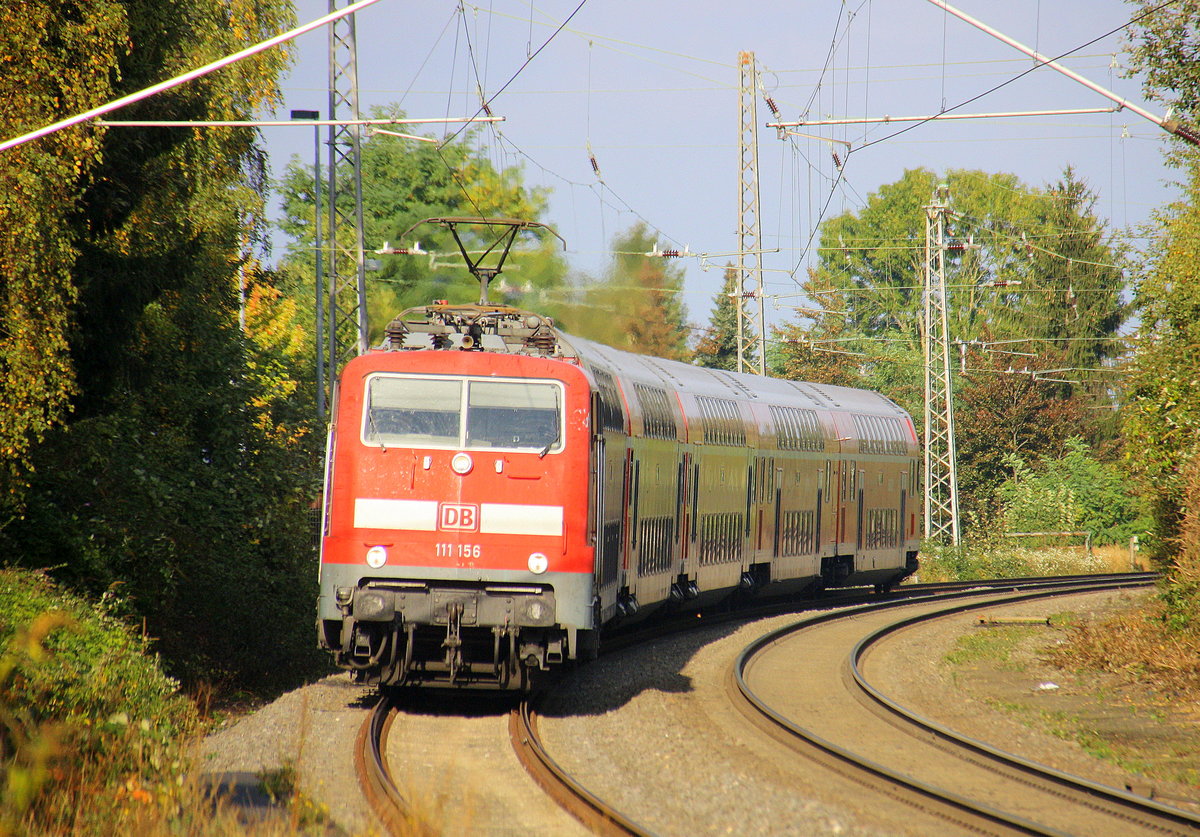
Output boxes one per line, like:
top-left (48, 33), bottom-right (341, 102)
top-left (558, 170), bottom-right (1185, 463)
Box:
top-left (601, 572), bottom-right (1157, 654)
top-left (355, 691), bottom-right (431, 836)
top-left (509, 699), bottom-right (659, 837)
top-left (894, 571), bottom-right (1157, 598)
top-left (514, 574), bottom-right (1148, 835)
top-left (732, 577), bottom-right (1198, 835)
top-left (850, 587), bottom-right (1200, 834)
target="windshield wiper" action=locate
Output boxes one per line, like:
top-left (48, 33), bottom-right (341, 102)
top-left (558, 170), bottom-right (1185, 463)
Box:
top-left (538, 417), bottom-right (560, 459)
top-left (367, 407), bottom-right (387, 451)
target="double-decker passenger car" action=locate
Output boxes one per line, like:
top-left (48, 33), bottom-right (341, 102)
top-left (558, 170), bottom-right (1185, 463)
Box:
top-left (317, 301), bottom-right (920, 689)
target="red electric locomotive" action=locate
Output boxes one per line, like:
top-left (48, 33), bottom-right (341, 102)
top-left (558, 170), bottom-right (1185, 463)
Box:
top-left (317, 218), bottom-right (920, 689)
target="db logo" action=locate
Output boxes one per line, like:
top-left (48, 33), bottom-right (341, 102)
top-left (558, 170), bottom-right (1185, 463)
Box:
top-left (439, 503), bottom-right (479, 531)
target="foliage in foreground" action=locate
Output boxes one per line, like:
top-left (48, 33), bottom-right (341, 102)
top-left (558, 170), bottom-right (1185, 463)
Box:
top-left (0, 568), bottom-right (195, 834)
top-left (0, 569), bottom-right (335, 835)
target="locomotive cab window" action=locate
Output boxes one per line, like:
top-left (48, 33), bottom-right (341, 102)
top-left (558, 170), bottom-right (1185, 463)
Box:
top-left (466, 380), bottom-right (560, 450)
top-left (364, 376), bottom-right (461, 446)
top-left (363, 374), bottom-right (563, 453)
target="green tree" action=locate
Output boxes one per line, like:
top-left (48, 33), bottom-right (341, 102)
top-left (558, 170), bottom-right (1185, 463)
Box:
top-left (1017, 169), bottom-right (1128, 375)
top-left (0, 2), bottom-right (126, 491)
top-left (793, 168), bottom-right (1125, 373)
top-left (776, 167), bottom-right (1127, 530)
top-left (1123, 166), bottom-right (1200, 559)
top-left (692, 265), bottom-right (751, 371)
top-left (568, 223), bottom-right (689, 360)
top-left (1122, 0), bottom-right (1200, 569)
top-left (1, 0), bottom-right (325, 691)
top-left (771, 298), bottom-right (874, 390)
top-left (1125, 0), bottom-right (1200, 166)
top-left (996, 438), bottom-right (1151, 546)
top-left (955, 348), bottom-right (1089, 527)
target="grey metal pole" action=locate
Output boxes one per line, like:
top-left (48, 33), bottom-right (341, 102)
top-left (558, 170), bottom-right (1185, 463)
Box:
top-left (313, 120), bottom-right (326, 420)
top-left (292, 109), bottom-right (326, 420)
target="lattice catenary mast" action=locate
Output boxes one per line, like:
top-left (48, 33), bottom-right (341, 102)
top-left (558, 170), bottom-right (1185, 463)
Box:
top-left (736, 51), bottom-right (767, 376)
top-left (325, 1), bottom-right (369, 401)
top-left (923, 184), bottom-right (961, 545)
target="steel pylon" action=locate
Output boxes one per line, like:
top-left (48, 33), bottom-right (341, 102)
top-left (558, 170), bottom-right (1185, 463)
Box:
top-left (923, 185), bottom-right (961, 544)
top-left (324, 1), bottom-right (368, 400)
top-left (736, 51), bottom-right (766, 376)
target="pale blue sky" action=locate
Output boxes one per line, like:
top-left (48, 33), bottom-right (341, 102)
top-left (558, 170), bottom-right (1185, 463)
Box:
top-left (264, 0), bottom-right (1177, 330)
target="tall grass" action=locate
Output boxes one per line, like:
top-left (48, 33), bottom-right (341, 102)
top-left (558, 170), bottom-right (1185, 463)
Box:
top-left (915, 538), bottom-right (1125, 582)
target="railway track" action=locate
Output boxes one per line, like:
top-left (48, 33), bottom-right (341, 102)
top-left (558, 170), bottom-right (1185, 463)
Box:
top-left (355, 691), bottom-right (431, 836)
top-left (509, 699), bottom-right (656, 837)
top-left (356, 573), bottom-right (1177, 835)
top-left (733, 577), bottom-right (1200, 836)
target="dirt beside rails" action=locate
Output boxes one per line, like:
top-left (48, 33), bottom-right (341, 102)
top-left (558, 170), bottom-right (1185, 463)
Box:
top-left (871, 588), bottom-right (1200, 813)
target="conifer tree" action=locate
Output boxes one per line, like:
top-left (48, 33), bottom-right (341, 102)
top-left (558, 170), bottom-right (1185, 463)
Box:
top-left (692, 265), bottom-right (745, 371)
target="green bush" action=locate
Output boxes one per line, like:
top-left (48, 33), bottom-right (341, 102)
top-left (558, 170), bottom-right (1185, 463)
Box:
top-left (996, 438), bottom-right (1152, 546)
top-left (0, 568), bottom-right (197, 833)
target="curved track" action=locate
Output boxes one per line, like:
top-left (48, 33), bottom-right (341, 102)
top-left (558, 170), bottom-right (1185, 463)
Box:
top-left (733, 578), bottom-right (1200, 836)
top-left (356, 574), bottom-right (1172, 835)
top-left (509, 699), bottom-right (656, 836)
top-left (355, 692), bottom-right (430, 836)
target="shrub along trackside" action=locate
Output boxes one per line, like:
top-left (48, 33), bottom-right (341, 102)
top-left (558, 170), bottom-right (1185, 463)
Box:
top-left (0, 568), bottom-right (201, 834)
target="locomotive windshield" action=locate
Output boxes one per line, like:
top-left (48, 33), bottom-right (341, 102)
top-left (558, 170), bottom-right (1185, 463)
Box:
top-left (363, 374), bottom-right (563, 453)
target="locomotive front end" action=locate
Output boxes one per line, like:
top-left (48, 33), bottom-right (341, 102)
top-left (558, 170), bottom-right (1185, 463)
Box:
top-left (318, 346), bottom-right (594, 690)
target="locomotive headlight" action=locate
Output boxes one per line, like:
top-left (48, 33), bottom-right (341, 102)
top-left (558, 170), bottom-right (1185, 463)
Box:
top-left (527, 552), bottom-right (548, 574)
top-left (365, 545), bottom-right (388, 568)
top-left (451, 452), bottom-right (473, 475)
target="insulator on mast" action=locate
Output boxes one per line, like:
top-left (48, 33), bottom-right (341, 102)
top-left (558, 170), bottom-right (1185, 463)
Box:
top-left (586, 141), bottom-right (601, 178)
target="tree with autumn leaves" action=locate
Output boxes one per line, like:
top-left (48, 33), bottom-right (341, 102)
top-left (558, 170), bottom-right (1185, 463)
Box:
top-left (0, 0), bottom-right (324, 689)
top-left (0, 2), bottom-right (126, 486)
top-left (565, 222), bottom-right (690, 360)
